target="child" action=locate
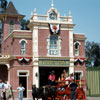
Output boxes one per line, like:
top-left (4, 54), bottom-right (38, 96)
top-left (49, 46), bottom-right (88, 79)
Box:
top-left (17, 84), bottom-right (25, 100)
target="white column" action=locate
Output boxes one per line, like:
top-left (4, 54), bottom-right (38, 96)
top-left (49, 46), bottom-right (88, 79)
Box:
top-left (69, 30), bottom-right (74, 74)
top-left (32, 26), bottom-right (39, 87)
top-left (6, 64), bottom-right (10, 82)
top-left (33, 64), bottom-right (39, 87)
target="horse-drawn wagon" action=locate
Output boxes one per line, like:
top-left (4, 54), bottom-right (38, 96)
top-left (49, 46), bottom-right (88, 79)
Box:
top-left (32, 80), bottom-right (86, 100)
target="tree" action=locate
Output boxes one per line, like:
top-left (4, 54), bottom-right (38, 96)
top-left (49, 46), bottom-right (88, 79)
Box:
top-left (85, 41), bottom-right (100, 67)
top-left (0, 0), bottom-right (7, 13)
top-left (20, 19), bottom-right (29, 30)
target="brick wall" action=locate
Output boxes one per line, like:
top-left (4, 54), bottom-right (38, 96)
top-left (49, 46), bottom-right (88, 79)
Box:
top-left (10, 59), bottom-right (33, 98)
top-left (2, 17), bottom-right (19, 41)
top-left (38, 29), bottom-right (69, 57)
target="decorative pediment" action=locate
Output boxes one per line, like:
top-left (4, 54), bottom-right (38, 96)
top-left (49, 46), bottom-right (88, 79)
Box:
top-left (47, 7), bottom-right (60, 21)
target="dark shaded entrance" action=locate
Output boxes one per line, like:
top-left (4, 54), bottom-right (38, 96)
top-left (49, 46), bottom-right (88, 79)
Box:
top-left (39, 67), bottom-right (69, 87)
top-left (74, 72), bottom-right (81, 80)
top-left (0, 65), bottom-right (8, 82)
top-left (19, 77), bottom-right (27, 98)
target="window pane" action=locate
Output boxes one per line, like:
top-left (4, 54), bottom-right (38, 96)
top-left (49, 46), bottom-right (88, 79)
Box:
top-left (75, 50), bottom-right (79, 56)
top-left (49, 35), bottom-right (59, 55)
top-left (20, 41), bottom-right (26, 55)
top-left (21, 41), bottom-right (25, 49)
top-left (9, 21), bottom-right (14, 33)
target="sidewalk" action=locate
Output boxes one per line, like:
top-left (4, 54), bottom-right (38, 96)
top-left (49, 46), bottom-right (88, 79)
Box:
top-left (87, 97), bottom-right (100, 100)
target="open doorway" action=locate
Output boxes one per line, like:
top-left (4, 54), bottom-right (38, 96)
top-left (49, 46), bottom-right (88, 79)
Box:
top-left (0, 65), bottom-right (8, 82)
top-left (39, 67), bottom-right (69, 87)
top-left (74, 72), bottom-right (81, 80)
top-left (19, 76), bottom-right (27, 98)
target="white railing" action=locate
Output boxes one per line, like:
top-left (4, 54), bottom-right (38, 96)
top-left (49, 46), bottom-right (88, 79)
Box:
top-left (30, 14), bottom-right (72, 24)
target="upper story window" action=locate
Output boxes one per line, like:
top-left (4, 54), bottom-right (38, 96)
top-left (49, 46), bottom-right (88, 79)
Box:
top-left (19, 39), bottom-right (27, 55)
top-left (74, 41), bottom-right (81, 56)
top-left (47, 34), bottom-right (61, 56)
top-left (21, 41), bottom-right (26, 55)
top-left (9, 20), bottom-right (14, 34)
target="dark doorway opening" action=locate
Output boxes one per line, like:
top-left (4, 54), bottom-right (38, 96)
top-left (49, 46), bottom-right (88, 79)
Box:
top-left (19, 77), bottom-right (27, 98)
top-left (39, 67), bottom-right (69, 87)
top-left (74, 72), bottom-right (81, 80)
top-left (0, 65), bottom-right (8, 82)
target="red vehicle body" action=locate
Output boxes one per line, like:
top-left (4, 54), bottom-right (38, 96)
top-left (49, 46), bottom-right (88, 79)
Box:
top-left (48, 80), bottom-right (86, 100)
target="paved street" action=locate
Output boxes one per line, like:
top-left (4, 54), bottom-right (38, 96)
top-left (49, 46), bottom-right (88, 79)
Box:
top-left (15, 97), bottom-right (100, 100)
top-left (87, 97), bottom-right (100, 100)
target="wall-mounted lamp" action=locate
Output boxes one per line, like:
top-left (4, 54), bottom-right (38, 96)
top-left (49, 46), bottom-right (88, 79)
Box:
top-left (35, 72), bottom-right (38, 77)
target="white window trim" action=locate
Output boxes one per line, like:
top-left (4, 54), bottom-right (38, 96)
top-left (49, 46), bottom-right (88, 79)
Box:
top-left (17, 70), bottom-right (29, 77)
top-left (74, 41), bottom-right (81, 45)
top-left (17, 70), bottom-right (29, 98)
top-left (19, 39), bottom-right (28, 55)
top-left (75, 70), bottom-right (83, 78)
top-left (47, 35), bottom-right (61, 56)
top-left (74, 41), bottom-right (81, 56)
top-left (19, 39), bottom-right (28, 44)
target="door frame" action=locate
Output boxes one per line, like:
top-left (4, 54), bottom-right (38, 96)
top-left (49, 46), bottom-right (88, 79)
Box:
top-left (17, 70), bottom-right (29, 98)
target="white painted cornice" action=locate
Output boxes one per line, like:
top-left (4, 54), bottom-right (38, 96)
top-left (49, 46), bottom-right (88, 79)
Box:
top-left (28, 20), bottom-right (75, 30)
top-left (3, 30), bottom-right (32, 41)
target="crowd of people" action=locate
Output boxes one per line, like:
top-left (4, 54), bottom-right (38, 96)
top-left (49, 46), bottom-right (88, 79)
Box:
top-left (0, 79), bottom-right (25, 100)
top-left (0, 79), bottom-right (11, 100)
top-left (0, 70), bottom-right (78, 100)
top-left (48, 69), bottom-right (74, 86)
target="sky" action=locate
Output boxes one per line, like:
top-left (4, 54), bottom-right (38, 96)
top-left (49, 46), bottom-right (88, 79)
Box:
top-left (7, 0), bottom-right (100, 43)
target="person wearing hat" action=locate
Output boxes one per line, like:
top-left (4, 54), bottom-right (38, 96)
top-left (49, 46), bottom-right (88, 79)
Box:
top-left (48, 70), bottom-right (55, 85)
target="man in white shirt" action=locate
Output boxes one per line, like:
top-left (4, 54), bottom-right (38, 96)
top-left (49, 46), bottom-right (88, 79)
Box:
top-left (0, 79), bottom-right (4, 99)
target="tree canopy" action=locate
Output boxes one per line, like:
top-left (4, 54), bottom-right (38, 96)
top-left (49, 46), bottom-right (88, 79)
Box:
top-left (20, 19), bottom-right (29, 30)
top-left (85, 41), bottom-right (100, 67)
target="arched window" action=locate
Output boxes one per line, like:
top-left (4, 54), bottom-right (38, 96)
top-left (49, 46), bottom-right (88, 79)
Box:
top-left (74, 41), bottom-right (81, 56)
top-left (19, 39), bottom-right (27, 55)
top-left (9, 20), bottom-right (14, 33)
top-left (47, 34), bottom-right (61, 56)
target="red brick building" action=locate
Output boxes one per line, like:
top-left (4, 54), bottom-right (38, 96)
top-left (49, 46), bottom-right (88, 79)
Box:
top-left (0, 1), bottom-right (86, 99)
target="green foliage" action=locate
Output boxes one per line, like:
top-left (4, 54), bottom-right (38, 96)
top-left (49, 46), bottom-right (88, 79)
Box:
top-left (85, 41), bottom-right (100, 67)
top-left (20, 19), bottom-right (29, 30)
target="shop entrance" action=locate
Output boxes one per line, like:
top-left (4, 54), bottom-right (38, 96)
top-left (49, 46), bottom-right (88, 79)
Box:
top-left (39, 67), bottom-right (69, 87)
top-left (19, 76), bottom-right (27, 98)
top-left (0, 65), bottom-right (8, 82)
